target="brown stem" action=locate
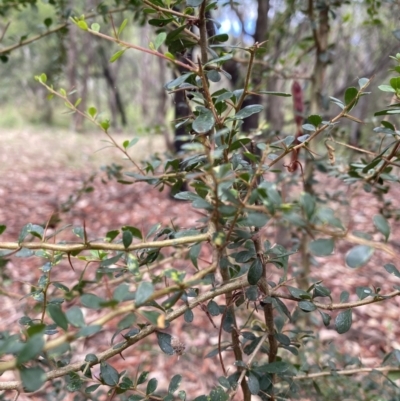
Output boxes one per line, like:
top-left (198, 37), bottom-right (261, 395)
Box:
top-left (198, 1), bottom-right (208, 64)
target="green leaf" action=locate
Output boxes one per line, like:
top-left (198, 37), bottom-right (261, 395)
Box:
top-left (381, 121), bottom-right (395, 131)
top-left (168, 374), bottom-right (182, 393)
top-left (100, 119), bottom-right (110, 131)
top-left (165, 73), bottom-right (192, 90)
top-left (209, 33), bottom-right (229, 42)
top-left (319, 311), bottom-right (331, 326)
top-left (100, 361), bottom-right (119, 386)
top-left (207, 300), bottom-right (220, 316)
top-left (256, 361), bottom-right (292, 373)
top-left (122, 225), bottom-right (143, 239)
top-left (105, 230), bottom-right (119, 242)
top-left (156, 331), bottom-right (175, 355)
top-left (309, 238), bottom-right (334, 256)
top-left (0, 225), bottom-right (6, 235)
top-left (287, 286), bottom-right (311, 300)
top-left (258, 91), bottom-right (291, 97)
top-left (390, 77), bottom-right (400, 90)
top-left (308, 114), bottom-right (322, 127)
top-left (91, 23), bottom-right (100, 32)
top-left (234, 105), bottom-right (264, 120)
top-left (113, 283), bottom-right (130, 302)
top-left (140, 310), bottom-right (161, 326)
top-left (373, 214), bottom-right (390, 241)
top-left (358, 78), bottom-right (369, 88)
top-left (378, 85), bottom-right (395, 93)
top-left (218, 377), bottom-right (231, 389)
top-left (146, 378), bottom-right (158, 395)
top-left (154, 32), bottom-right (167, 50)
top-left (192, 110), bottom-right (215, 134)
top-left (137, 371), bottom-right (149, 385)
top-left (17, 334), bottom-right (44, 364)
top-left (204, 54), bottom-right (233, 66)
top-left (207, 70), bottom-right (221, 82)
top-left (88, 106), bottom-right (97, 118)
top-left (20, 366), bottom-right (46, 392)
top-left (72, 226), bottom-right (84, 239)
top-left (47, 304), bottom-right (68, 331)
top-left (44, 17), bottom-right (52, 27)
top-left (298, 301), bottom-right (317, 312)
top-left (248, 259), bottom-right (263, 285)
top-left (335, 309), bottom-right (352, 334)
top-left (136, 282), bottom-right (154, 306)
top-left (86, 384), bottom-right (101, 393)
top-left (184, 309), bottom-right (194, 323)
top-left (85, 354), bottom-right (98, 363)
top-left (356, 286), bottom-right (372, 300)
top-left (330, 96), bottom-right (344, 109)
top-left (77, 20), bottom-right (88, 31)
top-left (123, 230), bottom-right (133, 248)
top-left (118, 19), bottom-right (128, 37)
top-left (27, 223), bottom-right (44, 239)
top-left (162, 291), bottom-right (183, 309)
top-left (77, 325), bottom-right (102, 337)
top-left (384, 263), bottom-right (400, 278)
top-left (302, 124), bottom-right (315, 132)
top-left (110, 49), bottom-right (126, 63)
top-left (164, 52), bottom-right (175, 60)
top-left (81, 293), bottom-right (104, 309)
top-left (18, 224), bottom-right (30, 242)
top-left (222, 308), bottom-right (234, 333)
top-left (344, 87), bottom-right (358, 110)
top-left (189, 243), bottom-right (201, 269)
top-left (345, 245), bottom-right (374, 268)
top-left (247, 372), bottom-right (260, 395)
top-left (239, 213), bottom-right (268, 227)
top-left (210, 386), bottom-right (229, 401)
top-left (100, 252), bottom-right (123, 267)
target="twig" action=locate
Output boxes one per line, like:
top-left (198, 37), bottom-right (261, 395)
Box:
top-left (0, 233), bottom-right (209, 252)
top-left (272, 289), bottom-right (400, 311)
top-left (295, 365), bottom-right (400, 380)
top-left (0, 275), bottom-right (248, 389)
top-left (228, 332), bottom-right (269, 399)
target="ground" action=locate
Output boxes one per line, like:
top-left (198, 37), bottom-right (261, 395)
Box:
top-left (0, 127), bottom-right (400, 400)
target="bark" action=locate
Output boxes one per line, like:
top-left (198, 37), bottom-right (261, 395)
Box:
top-left (98, 46), bottom-right (127, 128)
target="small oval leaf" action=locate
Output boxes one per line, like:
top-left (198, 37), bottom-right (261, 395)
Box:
top-left (192, 111), bottom-right (215, 134)
top-left (309, 238), bottom-right (334, 256)
top-left (234, 104), bottom-right (263, 120)
top-left (335, 309), bottom-right (352, 334)
top-left (136, 282), bottom-right (154, 306)
top-left (373, 214), bottom-right (390, 241)
top-left (345, 245), bottom-right (374, 268)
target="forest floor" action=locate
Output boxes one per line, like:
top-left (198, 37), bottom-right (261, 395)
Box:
top-left (1, 127), bottom-right (400, 401)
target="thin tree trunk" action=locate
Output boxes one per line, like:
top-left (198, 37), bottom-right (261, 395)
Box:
top-left (66, 15), bottom-right (78, 131)
top-left (298, 1), bottom-right (330, 289)
top-left (99, 46), bottom-right (127, 128)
